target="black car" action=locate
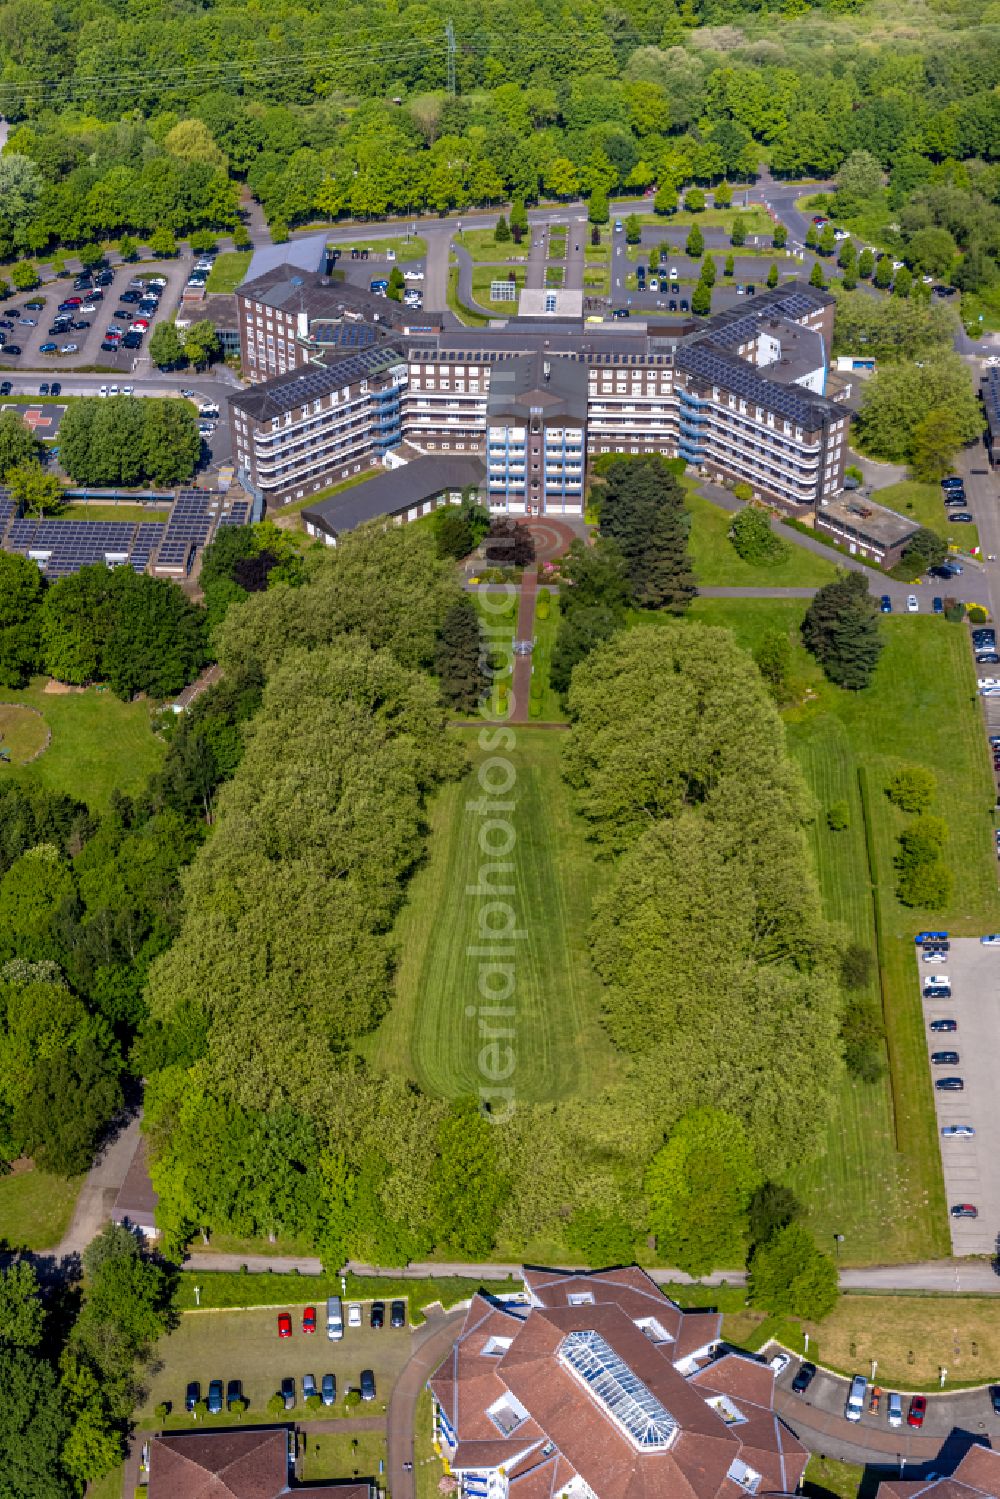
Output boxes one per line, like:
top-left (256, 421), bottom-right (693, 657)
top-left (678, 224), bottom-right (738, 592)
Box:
top-left (930, 1019), bottom-right (957, 1032)
top-left (978, 653), bottom-right (1000, 664)
top-left (941, 476), bottom-right (965, 489)
top-left (680, 298), bottom-right (689, 311)
top-left (671, 281), bottom-right (679, 293)
top-left (120, 290), bottom-right (142, 303)
top-left (39, 383), bottom-right (49, 395)
top-left (924, 986), bottom-right (951, 999)
top-left (95, 271), bottom-right (113, 286)
top-left (936, 1077), bottom-right (964, 1090)
top-left (880, 594), bottom-right (892, 613)
top-left (48, 325), bottom-right (70, 336)
top-left (370, 1301), bottom-right (385, 1330)
top-left (122, 332), bottom-right (142, 348)
top-left (100, 340), bottom-right (118, 352)
top-left (227, 1378), bottom-right (243, 1411)
top-left (791, 1361), bottom-right (816, 1395)
top-left (207, 1379), bottom-right (223, 1415)
top-left (991, 1385), bottom-right (1000, 1415)
top-left (71, 320), bottom-right (90, 330)
top-left (185, 1380), bottom-right (200, 1413)
top-left (611, 308), bottom-right (629, 319)
top-left (990, 735), bottom-right (1000, 748)
top-left (0, 382), bottom-right (11, 396)
top-left (49, 382), bottom-right (60, 396)
top-left (931, 1051), bottom-right (960, 1065)
top-left (390, 1300), bottom-right (406, 1329)
top-left (746, 283), bottom-right (756, 295)
top-left (114, 309), bottom-right (132, 320)
top-left (2, 346), bottom-right (21, 356)
top-left (281, 1376), bottom-right (295, 1410)
top-left (944, 493), bottom-right (967, 506)
top-left (668, 298), bottom-right (677, 311)
top-left (950, 512), bottom-right (974, 522)
top-left (0, 320), bottom-right (13, 331)
top-left (360, 1368), bottom-right (376, 1402)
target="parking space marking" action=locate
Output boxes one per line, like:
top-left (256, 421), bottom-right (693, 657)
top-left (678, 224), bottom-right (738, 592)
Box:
top-left (923, 938), bottom-right (1000, 1252)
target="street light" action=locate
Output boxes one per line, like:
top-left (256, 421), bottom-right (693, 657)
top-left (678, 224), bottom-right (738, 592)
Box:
top-left (834, 1233), bottom-right (845, 1263)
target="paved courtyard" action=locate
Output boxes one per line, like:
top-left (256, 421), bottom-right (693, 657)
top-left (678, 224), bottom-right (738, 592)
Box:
top-left (920, 938), bottom-right (1000, 1254)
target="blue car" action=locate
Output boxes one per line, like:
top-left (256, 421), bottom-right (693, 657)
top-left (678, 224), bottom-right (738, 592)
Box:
top-left (915, 931), bottom-right (948, 944)
top-left (933, 596), bottom-right (943, 614)
top-left (880, 595), bottom-right (892, 613)
top-left (38, 342), bottom-right (56, 353)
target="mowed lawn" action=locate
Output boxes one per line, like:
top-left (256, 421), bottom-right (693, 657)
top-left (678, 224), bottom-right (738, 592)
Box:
top-left (804, 1294), bottom-right (1000, 1388)
top-left (136, 1306), bottom-right (406, 1428)
top-left (685, 487), bottom-right (840, 587)
top-left (301, 1429), bottom-right (387, 1484)
top-left (688, 598), bottom-right (999, 1263)
top-left (0, 677), bottom-right (162, 811)
top-left (0, 1164), bottom-right (82, 1249)
top-left (364, 728), bottom-right (619, 1102)
top-left (876, 479), bottom-right (980, 557)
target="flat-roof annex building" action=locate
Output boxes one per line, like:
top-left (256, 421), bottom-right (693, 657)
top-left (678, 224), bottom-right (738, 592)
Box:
top-left (229, 273), bottom-right (850, 519)
top-left (429, 1267), bottom-right (807, 1499)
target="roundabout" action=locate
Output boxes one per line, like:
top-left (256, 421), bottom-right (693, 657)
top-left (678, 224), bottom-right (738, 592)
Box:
top-left (0, 704), bottom-right (51, 766)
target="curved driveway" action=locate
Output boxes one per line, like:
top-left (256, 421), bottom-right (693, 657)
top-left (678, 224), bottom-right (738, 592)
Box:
top-left (387, 1304), bottom-right (467, 1499)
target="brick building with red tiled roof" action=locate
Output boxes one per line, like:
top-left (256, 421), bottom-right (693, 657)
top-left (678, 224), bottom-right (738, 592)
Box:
top-left (877, 1445), bottom-right (1000, 1499)
top-left (146, 1427), bottom-right (375, 1499)
top-left (428, 1267), bottom-right (807, 1499)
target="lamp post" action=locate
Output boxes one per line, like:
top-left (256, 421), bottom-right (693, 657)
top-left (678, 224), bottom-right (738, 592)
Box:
top-left (834, 1233), bottom-right (845, 1263)
top-left (194, 1285), bottom-right (201, 1307)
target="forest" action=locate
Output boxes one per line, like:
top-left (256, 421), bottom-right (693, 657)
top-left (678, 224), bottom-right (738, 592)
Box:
top-left (1, 0), bottom-right (1000, 304)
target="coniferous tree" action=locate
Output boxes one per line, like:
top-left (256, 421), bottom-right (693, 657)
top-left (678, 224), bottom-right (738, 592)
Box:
top-left (434, 597), bottom-right (487, 711)
top-left (598, 455), bottom-right (697, 612)
top-left (801, 571), bottom-right (883, 688)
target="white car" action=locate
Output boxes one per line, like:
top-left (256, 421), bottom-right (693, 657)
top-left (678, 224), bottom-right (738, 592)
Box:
top-left (942, 1125), bottom-right (975, 1138)
top-left (981, 685), bottom-right (1000, 697)
top-left (110, 384), bottom-right (119, 396)
top-left (403, 270), bottom-right (424, 281)
top-left (79, 303), bottom-right (96, 314)
top-left (386, 248), bottom-right (396, 261)
top-left (122, 385), bottom-right (134, 395)
top-left (347, 1303), bottom-right (362, 1329)
top-left (892, 260), bottom-right (905, 271)
top-left (670, 266), bottom-right (679, 278)
top-left (99, 384), bottom-right (108, 397)
top-left (769, 1353), bottom-right (790, 1376)
top-left (924, 976), bottom-right (950, 988)
top-left (979, 677), bottom-right (1000, 688)
top-left (148, 276), bottom-right (167, 287)
top-left (833, 228), bottom-right (851, 241)
top-left (907, 595), bottom-right (919, 612)
top-left (985, 355), bottom-right (1000, 369)
top-left (923, 950), bottom-right (947, 963)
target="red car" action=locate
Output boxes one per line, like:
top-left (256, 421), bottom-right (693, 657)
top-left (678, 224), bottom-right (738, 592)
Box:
top-left (907, 1395), bottom-right (926, 1428)
top-left (277, 1312), bottom-right (292, 1339)
top-left (303, 1306), bottom-right (316, 1334)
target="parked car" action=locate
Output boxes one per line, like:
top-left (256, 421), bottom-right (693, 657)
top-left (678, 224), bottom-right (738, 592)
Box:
top-left (360, 1369), bottom-right (376, 1401)
top-left (281, 1376), bottom-right (295, 1410)
top-left (322, 1373), bottom-right (336, 1406)
top-left (0, 382), bottom-right (11, 396)
top-left (908, 1395), bottom-right (927, 1427)
top-left (981, 934), bottom-right (1000, 945)
top-left (185, 1381), bottom-right (200, 1413)
top-left (303, 1306), bottom-right (316, 1334)
top-left (278, 1312), bottom-right (292, 1339)
top-left (370, 1301), bottom-right (385, 1330)
top-left (936, 1077), bottom-right (964, 1090)
top-left (348, 1303), bottom-right (362, 1329)
top-left (0, 346), bottom-right (20, 356)
top-left (38, 343), bottom-right (57, 353)
top-left (791, 1361), bottom-right (816, 1394)
top-left (888, 1392), bottom-right (903, 1428)
top-left (49, 383), bottom-right (60, 396)
top-left (227, 1379), bottom-right (243, 1411)
top-left (391, 1300), bottom-right (406, 1329)
top-left (769, 1352), bottom-right (790, 1376)
top-left (950, 1203), bottom-right (978, 1218)
top-left (950, 513), bottom-right (974, 522)
top-left (923, 950), bottom-right (948, 964)
top-left (303, 1374), bottom-right (317, 1400)
top-left (907, 595), bottom-right (919, 612)
top-left (930, 1019), bottom-right (958, 1032)
top-left (941, 476), bottom-right (965, 489)
top-left (931, 1051), bottom-right (960, 1065)
top-left (933, 597), bottom-right (943, 614)
top-left (869, 1385), bottom-right (882, 1414)
top-left (207, 1379), bottom-right (223, 1415)
top-left (990, 1385), bottom-right (1000, 1415)
top-left (942, 1124), bottom-right (975, 1137)
top-left (880, 594), bottom-right (892, 612)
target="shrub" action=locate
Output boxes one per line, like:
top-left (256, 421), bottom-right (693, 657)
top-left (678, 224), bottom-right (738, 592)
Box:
top-left (969, 605), bottom-right (988, 624)
top-left (840, 1001), bottom-right (886, 1082)
top-left (154, 1403), bottom-right (169, 1423)
top-left (732, 481), bottom-right (753, 503)
top-left (536, 600), bottom-right (550, 620)
top-left (529, 698), bottom-right (542, 717)
top-left (945, 602), bottom-right (965, 622)
top-left (306, 1394), bottom-right (323, 1413)
top-left (826, 801), bottom-right (850, 831)
top-left (886, 765), bottom-right (937, 813)
top-left (840, 943), bottom-right (875, 991)
top-left (267, 1393), bottom-right (285, 1416)
top-left (729, 506), bottom-right (789, 566)
top-left (897, 859), bottom-right (953, 908)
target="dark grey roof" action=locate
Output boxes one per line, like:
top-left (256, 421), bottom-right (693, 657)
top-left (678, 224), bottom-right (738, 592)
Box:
top-left (757, 317), bottom-right (826, 385)
top-left (675, 339), bottom-right (837, 428)
top-left (230, 347), bottom-right (405, 422)
top-left (302, 455), bottom-right (485, 538)
top-left (238, 265), bottom-right (440, 334)
top-left (696, 284), bottom-right (833, 352)
top-left (816, 492), bottom-right (919, 548)
top-left (486, 351), bottom-right (587, 422)
top-left (410, 325), bottom-right (654, 361)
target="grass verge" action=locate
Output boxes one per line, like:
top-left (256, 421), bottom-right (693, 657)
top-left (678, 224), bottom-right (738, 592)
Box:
top-left (684, 599), bottom-right (996, 1263)
top-left (446, 266), bottom-right (490, 328)
top-left (686, 486), bottom-right (839, 586)
top-left (802, 1293), bottom-right (1000, 1388)
top-left (1, 677), bottom-right (162, 811)
top-left (471, 265), bottom-right (525, 308)
top-left (329, 236), bottom-right (426, 262)
top-left (272, 468), bottom-right (380, 520)
top-left (0, 1164), bottom-right (82, 1249)
top-left (874, 479), bottom-right (980, 556)
top-left (175, 1270), bottom-right (520, 1319)
top-left (205, 252), bottom-right (252, 294)
top-left (803, 1455), bottom-right (866, 1499)
top-left (62, 504), bottom-right (169, 523)
top-left (301, 1429), bottom-right (386, 1484)
top-left (415, 1387), bottom-right (446, 1499)
top-left (454, 229), bottom-right (530, 261)
top-left (361, 727), bottom-right (619, 1103)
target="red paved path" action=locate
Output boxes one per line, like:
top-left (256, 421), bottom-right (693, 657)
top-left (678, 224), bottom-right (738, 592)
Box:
top-left (509, 569), bottom-right (537, 724)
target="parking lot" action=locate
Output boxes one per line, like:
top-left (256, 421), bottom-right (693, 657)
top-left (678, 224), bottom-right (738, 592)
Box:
top-left (920, 938), bottom-right (1000, 1253)
top-left (0, 255), bottom-right (190, 376)
top-left (137, 1300), bottom-right (413, 1428)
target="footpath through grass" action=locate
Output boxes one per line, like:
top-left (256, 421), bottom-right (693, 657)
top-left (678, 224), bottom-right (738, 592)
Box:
top-left (0, 1164), bottom-right (82, 1250)
top-left (1, 676), bottom-right (162, 811)
top-left (687, 598), bottom-right (996, 1264)
top-left (363, 727), bottom-right (618, 1103)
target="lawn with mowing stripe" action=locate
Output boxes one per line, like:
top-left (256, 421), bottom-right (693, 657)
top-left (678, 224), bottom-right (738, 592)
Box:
top-left (454, 229), bottom-right (531, 261)
top-left (686, 598), bottom-right (996, 1263)
top-left (804, 1293), bottom-right (1000, 1388)
top-left (205, 251), bottom-right (251, 293)
top-left (874, 479), bottom-right (980, 557)
top-left (363, 728), bottom-right (618, 1102)
top-left (685, 486), bottom-right (840, 586)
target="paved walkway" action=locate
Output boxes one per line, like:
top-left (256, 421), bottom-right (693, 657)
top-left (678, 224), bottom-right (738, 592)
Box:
top-left (510, 568), bottom-right (538, 723)
top-left (387, 1305), bottom-right (467, 1499)
top-left (56, 1111), bottom-right (142, 1262)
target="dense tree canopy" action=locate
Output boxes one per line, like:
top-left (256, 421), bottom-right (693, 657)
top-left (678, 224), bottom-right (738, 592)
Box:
top-left (58, 397), bottom-right (201, 487)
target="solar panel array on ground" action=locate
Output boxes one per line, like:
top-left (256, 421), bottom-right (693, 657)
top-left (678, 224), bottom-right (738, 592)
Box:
top-left (217, 500), bottom-right (250, 527)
